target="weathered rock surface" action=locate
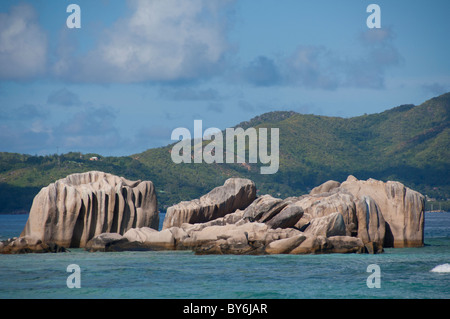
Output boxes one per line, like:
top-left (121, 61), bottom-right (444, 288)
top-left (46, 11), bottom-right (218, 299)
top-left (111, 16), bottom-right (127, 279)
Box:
top-left (355, 196), bottom-right (386, 247)
top-left (363, 241), bottom-right (384, 254)
top-left (290, 235), bottom-right (330, 254)
top-left (21, 171), bottom-right (159, 248)
top-left (326, 236), bottom-right (365, 254)
top-left (86, 226), bottom-right (191, 252)
top-left (88, 233), bottom-right (160, 252)
top-left (293, 191), bottom-right (358, 236)
top-left (85, 233), bottom-right (126, 252)
top-left (265, 204), bottom-right (304, 229)
top-left (290, 176), bottom-right (424, 248)
top-left (123, 227), bottom-right (187, 250)
top-left (340, 175), bottom-right (425, 247)
top-left (310, 180), bottom-right (341, 195)
top-left (17, 172), bottom-right (422, 255)
top-left (162, 178), bottom-right (256, 229)
top-left (181, 209), bottom-right (246, 233)
top-left (0, 236), bottom-right (67, 254)
top-left (102, 220), bottom-right (306, 255)
top-left (242, 195), bottom-right (289, 223)
top-left (303, 212), bottom-right (346, 237)
top-left (83, 175), bottom-right (423, 255)
top-left (184, 222), bottom-right (303, 255)
top-left (265, 234), bottom-right (307, 254)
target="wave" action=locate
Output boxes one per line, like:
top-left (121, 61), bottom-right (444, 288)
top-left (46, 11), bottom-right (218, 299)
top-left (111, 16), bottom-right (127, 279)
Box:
top-left (430, 263), bottom-right (450, 273)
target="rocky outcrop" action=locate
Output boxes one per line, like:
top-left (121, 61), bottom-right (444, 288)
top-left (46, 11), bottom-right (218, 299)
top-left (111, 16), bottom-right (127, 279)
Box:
top-left (0, 236), bottom-right (67, 254)
top-left (289, 236), bottom-right (329, 254)
top-left (92, 213), bottom-right (364, 255)
top-left (86, 225), bottom-right (191, 252)
top-left (265, 234), bottom-right (307, 254)
top-left (303, 212), bottom-right (346, 237)
top-left (339, 175), bottom-right (425, 247)
top-left (267, 235), bottom-right (365, 255)
top-left (85, 232), bottom-right (154, 252)
top-left (355, 196), bottom-right (386, 248)
top-left (83, 175), bottom-right (424, 254)
top-left (12, 172), bottom-right (423, 255)
top-left (265, 204), bottom-right (304, 229)
top-left (85, 233), bottom-right (126, 252)
top-left (288, 176), bottom-right (424, 248)
top-left (242, 195), bottom-right (288, 223)
top-left (292, 190), bottom-right (359, 236)
top-left (20, 171), bottom-right (159, 248)
top-left (123, 226), bottom-right (189, 250)
top-left (182, 222), bottom-right (303, 255)
top-left (162, 178), bottom-right (256, 229)
top-left (309, 180), bottom-right (341, 195)
top-left (180, 209), bottom-right (246, 232)
top-left (327, 236), bottom-right (365, 254)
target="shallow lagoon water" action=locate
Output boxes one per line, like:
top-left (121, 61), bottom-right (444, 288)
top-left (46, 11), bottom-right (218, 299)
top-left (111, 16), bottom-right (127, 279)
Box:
top-left (0, 212), bottom-right (449, 299)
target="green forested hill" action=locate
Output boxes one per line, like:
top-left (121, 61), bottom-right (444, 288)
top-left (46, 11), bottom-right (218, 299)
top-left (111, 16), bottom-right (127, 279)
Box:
top-left (1, 93), bottom-right (449, 213)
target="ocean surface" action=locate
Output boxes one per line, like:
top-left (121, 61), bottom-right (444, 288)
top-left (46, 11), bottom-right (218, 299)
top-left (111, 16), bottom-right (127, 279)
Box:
top-left (0, 212), bottom-right (449, 299)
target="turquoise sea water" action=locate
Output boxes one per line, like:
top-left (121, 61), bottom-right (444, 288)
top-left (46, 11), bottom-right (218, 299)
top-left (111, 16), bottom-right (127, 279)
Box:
top-left (0, 212), bottom-right (449, 299)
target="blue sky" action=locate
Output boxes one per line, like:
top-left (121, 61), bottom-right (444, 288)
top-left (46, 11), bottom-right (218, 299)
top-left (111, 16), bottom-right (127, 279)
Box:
top-left (0, 0), bottom-right (449, 156)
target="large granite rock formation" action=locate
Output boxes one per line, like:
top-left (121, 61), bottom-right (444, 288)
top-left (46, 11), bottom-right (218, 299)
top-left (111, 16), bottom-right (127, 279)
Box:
top-left (162, 178), bottom-right (256, 229)
top-left (87, 221), bottom-right (366, 255)
top-left (339, 175), bottom-right (425, 247)
top-left (286, 176), bottom-right (424, 248)
top-left (20, 171), bottom-right (158, 248)
top-left (90, 175), bottom-right (424, 254)
top-left (12, 173), bottom-right (424, 255)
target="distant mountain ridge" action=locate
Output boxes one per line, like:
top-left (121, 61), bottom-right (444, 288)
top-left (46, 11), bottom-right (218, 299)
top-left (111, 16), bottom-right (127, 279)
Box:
top-left (0, 93), bottom-right (449, 213)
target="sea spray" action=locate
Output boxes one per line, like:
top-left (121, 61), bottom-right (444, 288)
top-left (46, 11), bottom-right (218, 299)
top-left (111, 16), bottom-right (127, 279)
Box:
top-left (430, 263), bottom-right (450, 273)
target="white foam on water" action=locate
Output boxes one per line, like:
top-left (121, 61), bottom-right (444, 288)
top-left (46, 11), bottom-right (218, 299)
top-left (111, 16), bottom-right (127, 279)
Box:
top-left (430, 263), bottom-right (450, 273)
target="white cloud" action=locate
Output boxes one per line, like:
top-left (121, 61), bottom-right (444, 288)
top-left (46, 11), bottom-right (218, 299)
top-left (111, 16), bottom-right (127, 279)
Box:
top-left (0, 4), bottom-right (47, 80)
top-left (56, 0), bottom-right (234, 83)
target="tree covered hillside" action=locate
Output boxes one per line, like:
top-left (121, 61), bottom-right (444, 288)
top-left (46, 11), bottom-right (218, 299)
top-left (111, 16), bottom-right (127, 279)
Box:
top-left (0, 93), bottom-right (449, 213)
